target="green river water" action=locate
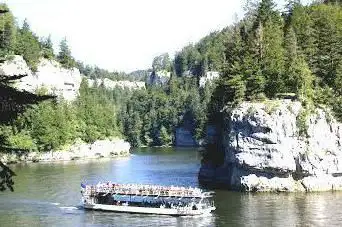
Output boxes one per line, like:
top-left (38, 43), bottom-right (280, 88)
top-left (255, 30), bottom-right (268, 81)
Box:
top-left (1, 147), bottom-right (342, 226)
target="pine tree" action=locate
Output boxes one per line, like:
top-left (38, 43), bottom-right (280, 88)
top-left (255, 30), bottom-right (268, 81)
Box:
top-left (284, 25), bottom-right (299, 92)
top-left (174, 53), bottom-right (186, 76)
top-left (213, 26), bottom-right (246, 108)
top-left (245, 23), bottom-right (266, 100)
top-left (57, 38), bottom-right (76, 69)
top-left (291, 4), bottom-right (317, 71)
top-left (332, 62), bottom-right (342, 120)
top-left (334, 61), bottom-right (342, 96)
top-left (311, 4), bottom-right (341, 87)
top-left (246, 69), bottom-right (266, 100)
top-left (256, 0), bottom-right (277, 24)
top-left (21, 18), bottom-right (30, 32)
top-left (295, 55), bottom-right (314, 101)
top-left (0, 4), bottom-right (15, 58)
top-left (14, 19), bottom-right (41, 71)
top-left (256, 1), bottom-right (285, 97)
top-left (41, 35), bottom-right (54, 59)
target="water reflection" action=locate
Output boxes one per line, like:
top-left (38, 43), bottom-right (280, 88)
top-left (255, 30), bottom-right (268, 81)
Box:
top-left (82, 211), bottom-right (215, 227)
top-left (215, 191), bottom-right (342, 226)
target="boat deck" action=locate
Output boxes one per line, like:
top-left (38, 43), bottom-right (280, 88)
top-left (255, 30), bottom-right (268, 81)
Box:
top-left (83, 183), bottom-right (214, 198)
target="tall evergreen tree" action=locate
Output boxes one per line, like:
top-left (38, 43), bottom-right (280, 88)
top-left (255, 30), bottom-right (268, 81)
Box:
top-left (334, 61), bottom-right (342, 96)
top-left (57, 38), bottom-right (76, 69)
top-left (283, 25), bottom-right (299, 92)
top-left (0, 4), bottom-right (15, 58)
top-left (291, 4), bottom-right (317, 71)
top-left (14, 19), bottom-right (41, 71)
top-left (244, 23), bottom-right (266, 99)
top-left (255, 0), bottom-right (285, 97)
top-left (292, 55), bottom-right (315, 101)
top-left (174, 52), bottom-right (186, 76)
top-left (213, 26), bottom-right (246, 108)
top-left (41, 35), bottom-right (54, 59)
top-left (311, 4), bottom-right (342, 87)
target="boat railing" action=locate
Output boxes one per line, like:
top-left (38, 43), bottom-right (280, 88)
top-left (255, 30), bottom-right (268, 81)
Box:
top-left (82, 183), bottom-right (212, 198)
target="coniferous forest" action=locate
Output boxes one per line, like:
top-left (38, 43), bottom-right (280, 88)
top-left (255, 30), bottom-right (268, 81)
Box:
top-left (0, 0), bottom-right (341, 151)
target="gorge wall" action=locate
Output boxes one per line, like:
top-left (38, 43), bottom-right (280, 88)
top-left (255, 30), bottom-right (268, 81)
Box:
top-left (0, 55), bottom-right (145, 101)
top-left (0, 56), bottom-right (134, 161)
top-left (0, 55), bottom-right (82, 101)
top-left (87, 78), bottom-right (145, 90)
top-left (199, 100), bottom-right (342, 192)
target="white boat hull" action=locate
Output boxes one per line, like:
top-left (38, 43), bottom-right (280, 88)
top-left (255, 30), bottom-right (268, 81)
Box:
top-left (83, 203), bottom-right (215, 216)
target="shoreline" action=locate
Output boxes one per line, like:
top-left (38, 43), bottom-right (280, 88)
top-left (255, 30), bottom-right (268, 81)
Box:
top-left (0, 138), bottom-right (131, 165)
top-left (1, 144), bottom-right (205, 166)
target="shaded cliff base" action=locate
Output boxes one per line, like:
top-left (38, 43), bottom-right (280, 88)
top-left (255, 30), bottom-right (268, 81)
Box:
top-left (0, 138), bottom-right (130, 165)
top-left (199, 164), bottom-right (342, 192)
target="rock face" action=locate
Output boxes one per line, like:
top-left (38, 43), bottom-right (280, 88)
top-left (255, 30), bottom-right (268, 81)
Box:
top-left (0, 138), bottom-right (130, 164)
top-left (0, 55), bottom-right (31, 76)
top-left (199, 100), bottom-right (342, 192)
top-left (0, 56), bottom-right (82, 101)
top-left (0, 55), bottom-right (146, 100)
top-left (147, 70), bottom-right (170, 86)
top-left (87, 78), bottom-right (145, 90)
top-left (199, 71), bottom-right (219, 87)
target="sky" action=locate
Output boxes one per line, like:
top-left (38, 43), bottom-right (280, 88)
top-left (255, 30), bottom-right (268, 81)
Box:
top-left (2, 0), bottom-right (310, 73)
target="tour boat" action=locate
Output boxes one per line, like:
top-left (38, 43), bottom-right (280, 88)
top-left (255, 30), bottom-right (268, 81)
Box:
top-left (81, 182), bottom-right (216, 216)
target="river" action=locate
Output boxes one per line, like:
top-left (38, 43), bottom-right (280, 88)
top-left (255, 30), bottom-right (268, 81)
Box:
top-left (1, 147), bottom-right (342, 226)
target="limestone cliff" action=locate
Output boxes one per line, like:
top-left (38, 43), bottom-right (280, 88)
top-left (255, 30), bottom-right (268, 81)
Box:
top-left (0, 138), bottom-right (130, 164)
top-left (199, 71), bottom-right (220, 87)
top-left (0, 55), bottom-right (145, 101)
top-left (0, 56), bottom-right (82, 101)
top-left (199, 100), bottom-right (342, 192)
top-left (147, 70), bottom-right (170, 86)
top-left (87, 78), bottom-right (145, 90)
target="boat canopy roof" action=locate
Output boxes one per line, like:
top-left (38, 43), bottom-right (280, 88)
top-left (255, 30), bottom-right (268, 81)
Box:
top-left (82, 182), bottom-right (214, 198)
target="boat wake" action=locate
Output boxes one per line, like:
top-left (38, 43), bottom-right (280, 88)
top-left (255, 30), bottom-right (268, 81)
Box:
top-left (59, 206), bottom-right (79, 211)
top-left (180, 213), bottom-right (213, 218)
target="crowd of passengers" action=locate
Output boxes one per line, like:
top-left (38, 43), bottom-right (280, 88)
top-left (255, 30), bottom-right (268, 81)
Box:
top-left (87, 182), bottom-right (203, 196)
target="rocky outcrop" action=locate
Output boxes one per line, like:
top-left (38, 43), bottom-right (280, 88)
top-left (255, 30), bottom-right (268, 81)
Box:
top-left (0, 138), bottom-right (130, 164)
top-left (199, 100), bottom-right (342, 192)
top-left (0, 56), bottom-right (82, 101)
top-left (0, 55), bottom-right (31, 76)
top-left (147, 70), bottom-right (170, 86)
top-left (199, 71), bottom-right (219, 87)
top-left (87, 78), bottom-right (145, 90)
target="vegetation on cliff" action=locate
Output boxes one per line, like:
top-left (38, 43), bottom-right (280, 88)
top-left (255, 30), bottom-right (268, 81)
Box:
top-left (1, 0), bottom-right (342, 152)
top-left (210, 0), bottom-right (342, 122)
top-left (120, 77), bottom-right (213, 147)
top-left (0, 4), bottom-right (75, 70)
top-left (123, 0), bottom-right (342, 147)
top-left (0, 81), bottom-right (122, 152)
top-left (203, 0), bottom-right (342, 165)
